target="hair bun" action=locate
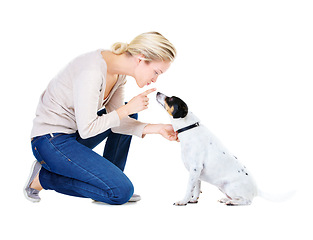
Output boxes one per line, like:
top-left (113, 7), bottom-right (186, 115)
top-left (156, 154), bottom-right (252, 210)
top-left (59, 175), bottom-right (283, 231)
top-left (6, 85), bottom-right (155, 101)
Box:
top-left (111, 42), bottom-right (128, 55)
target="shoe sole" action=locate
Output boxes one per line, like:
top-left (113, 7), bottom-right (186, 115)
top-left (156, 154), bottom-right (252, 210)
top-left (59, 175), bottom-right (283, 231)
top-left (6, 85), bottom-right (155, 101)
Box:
top-left (128, 195), bottom-right (141, 202)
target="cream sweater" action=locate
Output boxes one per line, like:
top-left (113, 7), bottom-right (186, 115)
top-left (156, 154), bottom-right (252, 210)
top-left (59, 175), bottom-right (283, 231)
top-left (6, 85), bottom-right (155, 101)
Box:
top-left (31, 49), bottom-right (148, 139)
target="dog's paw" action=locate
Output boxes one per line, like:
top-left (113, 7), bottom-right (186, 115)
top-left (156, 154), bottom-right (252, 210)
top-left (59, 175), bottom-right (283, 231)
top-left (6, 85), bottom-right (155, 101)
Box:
top-left (218, 198), bottom-right (237, 206)
top-left (225, 201), bottom-right (239, 206)
top-left (188, 197), bottom-right (199, 204)
top-left (218, 198), bottom-right (229, 204)
top-left (173, 201), bottom-right (188, 206)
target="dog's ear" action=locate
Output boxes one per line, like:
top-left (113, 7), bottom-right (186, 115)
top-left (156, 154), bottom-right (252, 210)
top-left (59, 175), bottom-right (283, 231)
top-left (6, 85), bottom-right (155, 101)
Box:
top-left (172, 103), bottom-right (188, 119)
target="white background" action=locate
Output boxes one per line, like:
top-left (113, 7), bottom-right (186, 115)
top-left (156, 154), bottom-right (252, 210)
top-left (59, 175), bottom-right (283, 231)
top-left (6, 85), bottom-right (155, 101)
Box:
top-left (1, 0), bottom-right (312, 239)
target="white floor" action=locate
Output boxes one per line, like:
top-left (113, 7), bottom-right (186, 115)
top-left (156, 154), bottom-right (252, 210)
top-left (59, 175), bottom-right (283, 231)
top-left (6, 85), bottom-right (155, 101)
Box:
top-left (6, 135), bottom-right (311, 240)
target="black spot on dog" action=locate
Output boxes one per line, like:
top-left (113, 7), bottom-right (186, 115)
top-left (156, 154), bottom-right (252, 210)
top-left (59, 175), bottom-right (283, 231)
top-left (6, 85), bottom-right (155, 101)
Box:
top-left (194, 168), bottom-right (197, 172)
top-left (246, 173), bottom-right (248, 176)
top-left (223, 152), bottom-right (225, 154)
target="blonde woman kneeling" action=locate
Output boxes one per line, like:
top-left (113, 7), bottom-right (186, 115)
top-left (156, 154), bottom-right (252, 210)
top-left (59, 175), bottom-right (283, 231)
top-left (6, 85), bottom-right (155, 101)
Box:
top-left (24, 32), bottom-right (177, 204)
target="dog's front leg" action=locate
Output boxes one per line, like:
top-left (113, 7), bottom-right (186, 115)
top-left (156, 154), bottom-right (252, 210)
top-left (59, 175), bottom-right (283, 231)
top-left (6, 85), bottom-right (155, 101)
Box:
top-left (174, 168), bottom-right (202, 206)
top-left (189, 180), bottom-right (201, 203)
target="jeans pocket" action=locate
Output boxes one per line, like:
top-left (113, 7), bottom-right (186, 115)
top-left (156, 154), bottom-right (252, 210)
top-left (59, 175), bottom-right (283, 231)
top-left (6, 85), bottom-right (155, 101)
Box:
top-left (32, 146), bottom-right (51, 171)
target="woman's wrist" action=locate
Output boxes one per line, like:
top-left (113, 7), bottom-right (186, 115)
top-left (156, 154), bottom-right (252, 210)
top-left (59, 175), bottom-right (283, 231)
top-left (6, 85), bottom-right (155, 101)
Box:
top-left (142, 124), bottom-right (163, 135)
top-left (143, 124), bottom-right (178, 141)
top-left (116, 105), bottom-right (130, 120)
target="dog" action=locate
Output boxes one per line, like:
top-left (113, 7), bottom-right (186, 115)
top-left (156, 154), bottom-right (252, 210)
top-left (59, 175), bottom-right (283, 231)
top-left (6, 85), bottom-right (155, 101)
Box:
top-left (156, 92), bottom-right (282, 206)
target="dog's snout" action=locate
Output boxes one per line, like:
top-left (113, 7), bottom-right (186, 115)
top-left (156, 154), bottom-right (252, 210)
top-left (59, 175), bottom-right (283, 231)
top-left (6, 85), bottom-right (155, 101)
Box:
top-left (156, 92), bottom-right (166, 100)
top-left (156, 92), bottom-right (167, 107)
top-left (156, 92), bottom-right (165, 97)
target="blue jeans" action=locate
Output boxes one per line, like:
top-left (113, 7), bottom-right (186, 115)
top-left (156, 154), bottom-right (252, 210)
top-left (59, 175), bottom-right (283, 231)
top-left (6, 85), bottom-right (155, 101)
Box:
top-left (31, 110), bottom-right (137, 205)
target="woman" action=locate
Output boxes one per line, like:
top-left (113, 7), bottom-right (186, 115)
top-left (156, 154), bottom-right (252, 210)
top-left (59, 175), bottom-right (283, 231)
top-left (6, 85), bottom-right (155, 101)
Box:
top-left (24, 32), bottom-right (177, 205)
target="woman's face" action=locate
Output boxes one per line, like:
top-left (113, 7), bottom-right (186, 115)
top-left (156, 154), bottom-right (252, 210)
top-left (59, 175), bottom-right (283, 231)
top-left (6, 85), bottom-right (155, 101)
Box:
top-left (134, 58), bottom-right (171, 88)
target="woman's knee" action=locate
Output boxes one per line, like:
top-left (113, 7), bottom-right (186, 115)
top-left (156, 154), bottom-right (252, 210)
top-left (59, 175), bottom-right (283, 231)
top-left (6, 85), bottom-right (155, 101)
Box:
top-left (107, 177), bottom-right (134, 205)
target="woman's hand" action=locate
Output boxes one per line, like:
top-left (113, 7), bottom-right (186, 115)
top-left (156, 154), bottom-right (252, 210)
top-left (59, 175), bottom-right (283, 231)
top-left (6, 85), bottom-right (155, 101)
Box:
top-left (159, 124), bottom-right (179, 141)
top-left (116, 88), bottom-right (156, 120)
top-left (143, 124), bottom-right (179, 142)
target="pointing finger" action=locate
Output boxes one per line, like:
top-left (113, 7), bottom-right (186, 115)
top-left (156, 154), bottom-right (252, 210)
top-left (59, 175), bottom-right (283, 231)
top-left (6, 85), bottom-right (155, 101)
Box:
top-left (141, 88), bottom-right (156, 96)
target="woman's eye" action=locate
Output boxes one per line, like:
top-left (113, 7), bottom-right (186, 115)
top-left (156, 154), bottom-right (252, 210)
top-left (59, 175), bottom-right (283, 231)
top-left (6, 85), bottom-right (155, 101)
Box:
top-left (154, 71), bottom-right (159, 75)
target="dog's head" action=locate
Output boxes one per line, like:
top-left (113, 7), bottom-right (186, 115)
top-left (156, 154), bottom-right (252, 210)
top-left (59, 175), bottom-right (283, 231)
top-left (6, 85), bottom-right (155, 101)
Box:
top-left (156, 92), bottom-right (188, 119)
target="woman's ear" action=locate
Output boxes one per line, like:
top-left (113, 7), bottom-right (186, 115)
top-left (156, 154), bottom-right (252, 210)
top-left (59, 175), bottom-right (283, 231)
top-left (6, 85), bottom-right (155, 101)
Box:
top-left (136, 54), bottom-right (150, 65)
top-left (133, 54), bottom-right (144, 68)
top-left (136, 54), bottom-right (146, 62)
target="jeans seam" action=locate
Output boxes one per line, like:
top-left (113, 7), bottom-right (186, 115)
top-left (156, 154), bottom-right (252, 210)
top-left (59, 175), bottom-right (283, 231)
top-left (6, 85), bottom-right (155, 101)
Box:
top-left (42, 174), bottom-right (113, 201)
top-left (45, 136), bottom-right (71, 161)
top-left (67, 158), bottom-right (115, 197)
top-left (46, 138), bottom-right (115, 197)
top-left (31, 136), bottom-right (42, 145)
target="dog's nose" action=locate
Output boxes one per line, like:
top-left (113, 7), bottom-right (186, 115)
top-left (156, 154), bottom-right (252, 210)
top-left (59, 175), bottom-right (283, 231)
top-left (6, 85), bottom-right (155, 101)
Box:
top-left (157, 92), bottom-right (161, 96)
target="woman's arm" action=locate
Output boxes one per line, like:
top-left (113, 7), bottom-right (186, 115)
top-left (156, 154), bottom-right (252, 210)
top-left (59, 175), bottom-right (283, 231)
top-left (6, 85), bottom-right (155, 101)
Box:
top-left (143, 124), bottom-right (179, 141)
top-left (107, 85), bottom-right (177, 141)
top-left (105, 83), bottom-right (153, 138)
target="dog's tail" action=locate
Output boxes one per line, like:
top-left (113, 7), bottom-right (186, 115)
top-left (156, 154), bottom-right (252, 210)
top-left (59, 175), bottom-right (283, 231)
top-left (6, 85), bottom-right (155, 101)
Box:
top-left (257, 188), bottom-right (296, 202)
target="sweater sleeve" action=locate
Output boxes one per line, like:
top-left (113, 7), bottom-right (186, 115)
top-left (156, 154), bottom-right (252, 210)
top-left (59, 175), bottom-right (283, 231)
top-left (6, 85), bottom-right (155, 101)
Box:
top-left (73, 70), bottom-right (120, 139)
top-left (105, 80), bottom-right (149, 138)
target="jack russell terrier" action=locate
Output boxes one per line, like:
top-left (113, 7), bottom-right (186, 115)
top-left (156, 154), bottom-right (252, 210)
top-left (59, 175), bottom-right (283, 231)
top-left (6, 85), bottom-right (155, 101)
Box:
top-left (156, 92), bottom-right (290, 206)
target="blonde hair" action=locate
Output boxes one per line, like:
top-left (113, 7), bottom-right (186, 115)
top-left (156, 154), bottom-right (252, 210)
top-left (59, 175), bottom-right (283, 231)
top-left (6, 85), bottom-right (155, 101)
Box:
top-left (111, 32), bottom-right (176, 62)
